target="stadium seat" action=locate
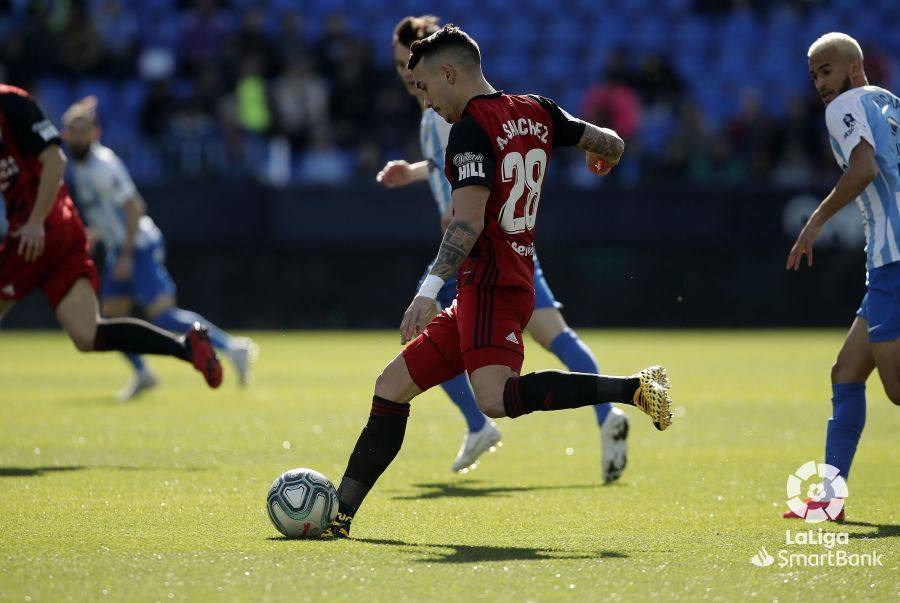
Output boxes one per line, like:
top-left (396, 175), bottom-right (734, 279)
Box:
top-left (33, 78), bottom-right (72, 124)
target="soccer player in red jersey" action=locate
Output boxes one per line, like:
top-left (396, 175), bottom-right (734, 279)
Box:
top-left (321, 26), bottom-right (675, 538)
top-left (0, 84), bottom-right (222, 388)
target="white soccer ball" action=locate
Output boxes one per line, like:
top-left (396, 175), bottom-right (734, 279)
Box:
top-left (266, 468), bottom-right (338, 538)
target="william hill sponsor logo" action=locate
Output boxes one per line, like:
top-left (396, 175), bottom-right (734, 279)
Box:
top-left (453, 152), bottom-right (485, 180)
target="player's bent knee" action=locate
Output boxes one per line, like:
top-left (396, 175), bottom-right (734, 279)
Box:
top-left (373, 356), bottom-right (421, 404)
top-left (468, 381), bottom-right (506, 417)
top-left (475, 396), bottom-right (506, 418)
top-left (69, 327), bottom-right (96, 352)
top-left (831, 360), bottom-right (867, 384)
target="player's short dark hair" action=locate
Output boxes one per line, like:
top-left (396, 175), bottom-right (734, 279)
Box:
top-left (407, 24), bottom-right (481, 71)
top-left (393, 15), bottom-right (440, 48)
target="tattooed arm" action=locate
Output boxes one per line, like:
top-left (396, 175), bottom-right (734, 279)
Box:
top-left (578, 122), bottom-right (625, 176)
top-left (428, 187), bottom-right (487, 279)
top-left (527, 95), bottom-right (625, 177)
top-left (399, 185), bottom-right (489, 344)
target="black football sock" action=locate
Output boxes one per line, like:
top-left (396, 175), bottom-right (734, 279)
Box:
top-left (93, 318), bottom-right (190, 361)
top-left (503, 370), bottom-right (639, 418)
top-left (335, 396), bottom-right (411, 522)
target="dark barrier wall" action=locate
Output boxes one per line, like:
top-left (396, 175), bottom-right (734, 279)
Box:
top-left (3, 180), bottom-right (867, 329)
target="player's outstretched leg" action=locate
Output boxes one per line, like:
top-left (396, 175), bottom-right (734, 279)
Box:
top-left (118, 354), bottom-right (159, 401)
top-left (149, 306), bottom-right (258, 386)
top-left (322, 353), bottom-right (422, 539)
top-left (55, 279), bottom-right (223, 388)
top-left (481, 365), bottom-right (674, 430)
top-left (441, 373), bottom-right (500, 472)
top-left (528, 306), bottom-right (629, 483)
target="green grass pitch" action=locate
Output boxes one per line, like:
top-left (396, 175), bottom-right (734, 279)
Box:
top-left (0, 330), bottom-right (897, 601)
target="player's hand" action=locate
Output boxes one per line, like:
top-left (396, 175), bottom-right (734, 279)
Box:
top-left (400, 296), bottom-right (438, 344)
top-left (113, 253), bottom-right (134, 281)
top-left (12, 220), bottom-right (45, 262)
top-left (376, 160), bottom-right (414, 188)
top-left (787, 219), bottom-right (824, 270)
top-left (585, 152), bottom-right (618, 177)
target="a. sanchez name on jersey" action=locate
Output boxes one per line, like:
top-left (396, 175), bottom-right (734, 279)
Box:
top-left (445, 92), bottom-right (585, 291)
top-left (420, 107), bottom-right (453, 216)
top-left (825, 85), bottom-right (900, 270)
top-left (71, 142), bottom-right (161, 251)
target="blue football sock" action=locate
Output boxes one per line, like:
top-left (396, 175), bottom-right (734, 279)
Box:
top-left (124, 353), bottom-right (146, 372)
top-left (550, 329), bottom-right (611, 424)
top-left (151, 307), bottom-right (233, 351)
top-left (825, 382), bottom-right (866, 483)
top-left (441, 373), bottom-right (487, 433)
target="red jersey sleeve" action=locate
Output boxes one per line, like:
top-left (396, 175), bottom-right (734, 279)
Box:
top-left (445, 114), bottom-right (496, 191)
top-left (0, 91), bottom-right (61, 157)
top-left (526, 94), bottom-right (586, 148)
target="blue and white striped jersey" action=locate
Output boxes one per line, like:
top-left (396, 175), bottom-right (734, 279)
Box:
top-left (419, 108), bottom-right (453, 216)
top-left (70, 142), bottom-right (160, 251)
top-left (826, 85), bottom-right (900, 269)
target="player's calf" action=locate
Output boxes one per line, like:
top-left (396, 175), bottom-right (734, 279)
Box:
top-left (499, 367), bottom-right (675, 430)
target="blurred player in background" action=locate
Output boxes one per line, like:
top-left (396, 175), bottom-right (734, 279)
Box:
top-left (324, 26), bottom-right (674, 537)
top-left (0, 84), bottom-right (222, 389)
top-left (377, 15), bottom-right (631, 482)
top-left (785, 33), bottom-right (900, 520)
top-left (62, 97), bottom-right (258, 400)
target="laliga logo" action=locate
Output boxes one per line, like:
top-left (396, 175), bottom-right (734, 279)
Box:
top-left (786, 461), bottom-right (847, 523)
top-left (750, 546), bottom-right (774, 567)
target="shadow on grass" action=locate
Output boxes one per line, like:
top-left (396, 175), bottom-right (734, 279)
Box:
top-left (267, 535), bottom-right (626, 563)
top-left (0, 465), bottom-right (86, 477)
top-left (391, 480), bottom-right (603, 500)
top-left (0, 465), bottom-right (206, 477)
top-left (354, 538), bottom-right (627, 563)
top-left (842, 521), bottom-right (900, 540)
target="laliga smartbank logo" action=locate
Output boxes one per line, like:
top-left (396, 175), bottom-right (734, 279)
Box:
top-left (749, 461), bottom-right (883, 569)
top-left (785, 460), bottom-right (846, 523)
top-left (750, 547), bottom-right (775, 567)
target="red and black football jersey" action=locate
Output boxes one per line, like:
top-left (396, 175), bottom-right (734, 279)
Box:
top-left (445, 92), bottom-right (585, 291)
top-left (0, 84), bottom-right (66, 234)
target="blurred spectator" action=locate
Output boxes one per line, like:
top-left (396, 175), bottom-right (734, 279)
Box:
top-left (580, 51), bottom-right (642, 142)
top-left (0, 32), bottom-right (32, 87)
top-left (234, 56), bottom-right (273, 135)
top-left (690, 137), bottom-right (747, 186)
top-left (93, 0), bottom-right (139, 78)
top-left (140, 79), bottom-right (175, 139)
top-left (634, 54), bottom-right (684, 107)
top-left (863, 40), bottom-right (894, 89)
top-left (179, 0), bottom-right (231, 76)
top-left (726, 88), bottom-right (776, 178)
top-left (232, 7), bottom-right (280, 79)
top-left (316, 13), bottom-right (362, 76)
top-left (58, 2), bottom-right (103, 75)
top-left (660, 101), bottom-right (714, 180)
top-left (272, 54), bottom-right (329, 149)
top-left (328, 46), bottom-right (374, 149)
top-left (774, 96), bottom-right (819, 168)
top-left (277, 10), bottom-right (308, 71)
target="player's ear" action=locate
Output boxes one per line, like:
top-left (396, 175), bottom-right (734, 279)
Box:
top-left (848, 57), bottom-right (863, 81)
top-left (442, 63), bottom-right (456, 84)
